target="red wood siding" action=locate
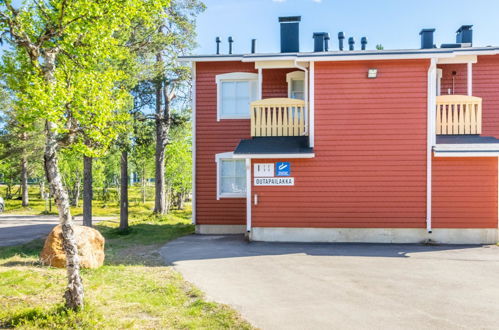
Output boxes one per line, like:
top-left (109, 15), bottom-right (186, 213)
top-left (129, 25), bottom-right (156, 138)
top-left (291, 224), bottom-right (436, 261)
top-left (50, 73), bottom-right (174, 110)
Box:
top-left (195, 61), bottom-right (256, 225)
top-left (474, 55), bottom-right (499, 137)
top-left (437, 64), bottom-right (467, 95)
top-left (262, 68), bottom-right (296, 99)
top-left (432, 157), bottom-right (497, 228)
top-left (252, 60), bottom-right (430, 228)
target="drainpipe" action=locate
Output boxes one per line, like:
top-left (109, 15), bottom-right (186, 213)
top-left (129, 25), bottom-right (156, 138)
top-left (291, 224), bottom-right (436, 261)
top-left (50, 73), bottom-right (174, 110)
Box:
top-left (245, 158), bottom-right (252, 236)
top-left (427, 58), bottom-right (437, 233)
top-left (294, 60), bottom-right (310, 144)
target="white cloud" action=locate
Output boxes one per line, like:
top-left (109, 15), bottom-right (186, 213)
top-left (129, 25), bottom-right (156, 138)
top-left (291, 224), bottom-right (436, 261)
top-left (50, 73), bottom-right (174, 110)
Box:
top-left (272, 0), bottom-right (287, 2)
top-left (312, 0), bottom-right (322, 2)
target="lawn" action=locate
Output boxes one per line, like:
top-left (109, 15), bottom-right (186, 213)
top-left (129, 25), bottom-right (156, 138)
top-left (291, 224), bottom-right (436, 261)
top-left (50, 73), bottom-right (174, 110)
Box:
top-left (0, 185), bottom-right (156, 217)
top-left (0, 205), bottom-right (253, 329)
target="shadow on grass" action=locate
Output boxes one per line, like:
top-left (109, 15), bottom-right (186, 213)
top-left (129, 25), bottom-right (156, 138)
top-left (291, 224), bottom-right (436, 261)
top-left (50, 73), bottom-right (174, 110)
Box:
top-left (0, 239), bottom-right (44, 261)
top-left (0, 304), bottom-right (105, 329)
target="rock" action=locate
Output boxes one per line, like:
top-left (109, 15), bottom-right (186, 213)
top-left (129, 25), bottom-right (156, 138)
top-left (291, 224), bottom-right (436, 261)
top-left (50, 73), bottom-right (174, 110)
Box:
top-left (40, 224), bottom-right (105, 269)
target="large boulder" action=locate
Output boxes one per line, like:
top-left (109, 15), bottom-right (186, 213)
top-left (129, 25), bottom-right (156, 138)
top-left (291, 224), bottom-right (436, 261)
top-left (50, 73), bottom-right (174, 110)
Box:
top-left (40, 224), bottom-right (105, 269)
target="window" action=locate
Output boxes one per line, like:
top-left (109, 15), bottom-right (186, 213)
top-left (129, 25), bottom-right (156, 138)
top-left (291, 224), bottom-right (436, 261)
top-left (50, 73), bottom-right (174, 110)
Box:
top-left (216, 152), bottom-right (246, 199)
top-left (287, 71), bottom-right (305, 100)
top-left (216, 72), bottom-right (258, 120)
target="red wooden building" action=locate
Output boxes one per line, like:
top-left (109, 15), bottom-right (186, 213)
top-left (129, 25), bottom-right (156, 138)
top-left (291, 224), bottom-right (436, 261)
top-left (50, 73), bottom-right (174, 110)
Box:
top-left (182, 17), bottom-right (499, 244)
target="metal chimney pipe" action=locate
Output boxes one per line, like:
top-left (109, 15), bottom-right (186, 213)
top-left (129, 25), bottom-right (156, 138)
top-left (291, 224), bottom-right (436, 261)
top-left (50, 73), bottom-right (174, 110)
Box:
top-left (348, 37), bottom-right (355, 51)
top-left (279, 16), bottom-right (301, 53)
top-left (228, 36), bottom-right (233, 54)
top-left (361, 37), bottom-right (367, 50)
top-left (251, 39), bottom-right (256, 54)
top-left (324, 33), bottom-right (330, 51)
top-left (419, 28), bottom-right (435, 49)
top-left (338, 32), bottom-right (345, 51)
top-left (456, 25), bottom-right (473, 45)
top-left (215, 36), bottom-right (221, 54)
top-left (313, 32), bottom-right (326, 52)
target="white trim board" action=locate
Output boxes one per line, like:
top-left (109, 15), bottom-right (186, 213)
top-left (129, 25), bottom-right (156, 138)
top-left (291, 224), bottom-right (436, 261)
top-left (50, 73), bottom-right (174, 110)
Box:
top-left (434, 151), bottom-right (499, 157)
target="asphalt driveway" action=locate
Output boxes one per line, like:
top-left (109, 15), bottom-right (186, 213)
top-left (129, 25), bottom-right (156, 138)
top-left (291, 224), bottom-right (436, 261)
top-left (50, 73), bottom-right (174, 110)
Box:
top-left (0, 214), bottom-right (115, 246)
top-left (161, 235), bottom-right (499, 330)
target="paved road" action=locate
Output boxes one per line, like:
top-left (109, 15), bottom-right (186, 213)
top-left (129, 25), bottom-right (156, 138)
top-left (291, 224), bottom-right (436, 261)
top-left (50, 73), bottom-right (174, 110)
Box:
top-left (161, 235), bottom-right (499, 330)
top-left (0, 214), bottom-right (116, 246)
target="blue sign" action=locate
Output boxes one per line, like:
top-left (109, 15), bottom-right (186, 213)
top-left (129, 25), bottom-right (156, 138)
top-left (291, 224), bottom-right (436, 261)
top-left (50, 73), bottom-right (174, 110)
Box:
top-left (276, 162), bottom-right (291, 176)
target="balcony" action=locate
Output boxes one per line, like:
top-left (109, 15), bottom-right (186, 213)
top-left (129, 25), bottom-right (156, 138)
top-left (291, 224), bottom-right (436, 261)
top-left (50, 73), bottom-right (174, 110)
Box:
top-left (436, 95), bottom-right (482, 135)
top-left (250, 98), bottom-right (308, 137)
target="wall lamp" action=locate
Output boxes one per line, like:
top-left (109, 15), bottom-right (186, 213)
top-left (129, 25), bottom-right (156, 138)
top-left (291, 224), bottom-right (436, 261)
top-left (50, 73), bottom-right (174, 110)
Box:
top-left (367, 68), bottom-right (378, 79)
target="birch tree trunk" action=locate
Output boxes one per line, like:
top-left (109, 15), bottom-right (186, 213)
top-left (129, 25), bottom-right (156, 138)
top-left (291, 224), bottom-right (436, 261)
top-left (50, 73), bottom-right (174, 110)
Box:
top-left (153, 55), bottom-right (172, 215)
top-left (21, 155), bottom-right (29, 207)
top-left (120, 150), bottom-right (129, 230)
top-left (83, 156), bottom-right (92, 227)
top-left (42, 50), bottom-right (84, 310)
top-left (154, 79), bottom-right (167, 214)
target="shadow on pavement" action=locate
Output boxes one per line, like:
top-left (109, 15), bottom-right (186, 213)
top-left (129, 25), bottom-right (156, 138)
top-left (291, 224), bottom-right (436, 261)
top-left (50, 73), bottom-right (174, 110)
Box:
top-left (162, 234), bottom-right (496, 264)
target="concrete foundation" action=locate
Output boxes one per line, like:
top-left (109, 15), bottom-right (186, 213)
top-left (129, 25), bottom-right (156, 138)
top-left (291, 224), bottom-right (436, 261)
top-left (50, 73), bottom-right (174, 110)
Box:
top-left (250, 227), bottom-right (499, 244)
top-left (195, 224), bottom-right (246, 234)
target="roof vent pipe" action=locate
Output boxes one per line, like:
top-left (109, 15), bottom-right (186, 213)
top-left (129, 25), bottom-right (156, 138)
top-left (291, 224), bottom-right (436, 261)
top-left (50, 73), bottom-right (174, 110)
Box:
top-left (228, 36), bottom-right (233, 54)
top-left (324, 33), bottom-right (330, 51)
top-left (419, 28), bottom-right (435, 49)
top-left (348, 37), bottom-right (355, 51)
top-left (456, 25), bottom-right (473, 45)
top-left (215, 37), bottom-right (221, 54)
top-left (251, 39), bottom-right (256, 54)
top-left (279, 16), bottom-right (301, 53)
top-left (313, 32), bottom-right (326, 52)
top-left (338, 32), bottom-right (345, 50)
top-left (361, 37), bottom-right (367, 50)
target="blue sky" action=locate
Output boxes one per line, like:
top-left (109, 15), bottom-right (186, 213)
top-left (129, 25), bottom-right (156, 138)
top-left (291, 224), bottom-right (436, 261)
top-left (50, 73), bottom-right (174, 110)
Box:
top-left (195, 0), bottom-right (499, 54)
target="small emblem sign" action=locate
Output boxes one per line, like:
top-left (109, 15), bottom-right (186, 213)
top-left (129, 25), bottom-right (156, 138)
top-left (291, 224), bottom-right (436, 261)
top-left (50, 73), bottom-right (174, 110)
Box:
top-left (254, 163), bottom-right (274, 177)
top-left (276, 162), bottom-right (291, 176)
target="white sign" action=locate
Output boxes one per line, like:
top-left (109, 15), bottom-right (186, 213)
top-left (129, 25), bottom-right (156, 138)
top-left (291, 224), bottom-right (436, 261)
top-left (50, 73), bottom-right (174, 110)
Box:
top-left (254, 163), bottom-right (274, 177)
top-left (254, 177), bottom-right (295, 186)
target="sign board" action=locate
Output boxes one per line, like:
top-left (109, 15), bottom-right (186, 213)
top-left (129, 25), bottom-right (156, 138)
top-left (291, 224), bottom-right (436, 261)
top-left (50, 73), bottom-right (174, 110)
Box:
top-left (276, 162), bottom-right (291, 176)
top-left (254, 163), bottom-right (274, 177)
top-left (254, 177), bottom-right (294, 186)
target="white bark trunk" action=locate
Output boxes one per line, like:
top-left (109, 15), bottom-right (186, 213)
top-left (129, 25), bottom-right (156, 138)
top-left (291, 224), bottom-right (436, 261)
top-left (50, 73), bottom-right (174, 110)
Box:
top-left (42, 50), bottom-right (84, 310)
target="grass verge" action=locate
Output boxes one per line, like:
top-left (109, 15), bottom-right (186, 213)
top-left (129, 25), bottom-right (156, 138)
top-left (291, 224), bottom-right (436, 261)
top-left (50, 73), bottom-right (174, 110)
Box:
top-left (0, 207), bottom-right (253, 329)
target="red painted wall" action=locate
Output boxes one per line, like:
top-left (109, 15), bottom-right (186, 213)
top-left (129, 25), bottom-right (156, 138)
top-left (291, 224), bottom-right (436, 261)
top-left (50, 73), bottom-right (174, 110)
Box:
top-left (195, 62), bottom-right (291, 225)
top-left (474, 55), bottom-right (499, 137)
top-left (438, 64), bottom-right (467, 96)
top-left (438, 56), bottom-right (499, 138)
top-left (262, 68), bottom-right (296, 99)
top-left (432, 157), bottom-right (497, 228)
top-left (195, 61), bottom-right (255, 225)
top-left (252, 60), bottom-right (430, 228)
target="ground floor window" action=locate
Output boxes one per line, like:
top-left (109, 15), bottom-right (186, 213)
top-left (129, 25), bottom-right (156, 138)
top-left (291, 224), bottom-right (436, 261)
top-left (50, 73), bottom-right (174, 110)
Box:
top-left (216, 152), bottom-right (246, 199)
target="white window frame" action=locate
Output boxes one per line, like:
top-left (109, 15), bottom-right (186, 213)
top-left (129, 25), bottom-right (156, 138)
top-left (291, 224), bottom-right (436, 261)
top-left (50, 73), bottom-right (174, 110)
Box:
top-left (216, 72), bottom-right (258, 121)
top-left (286, 70), bottom-right (305, 99)
top-left (215, 152), bottom-right (246, 199)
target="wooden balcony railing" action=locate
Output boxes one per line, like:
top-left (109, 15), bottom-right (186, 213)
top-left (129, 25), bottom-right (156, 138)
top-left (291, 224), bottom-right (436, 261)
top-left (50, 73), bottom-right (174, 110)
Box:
top-left (436, 95), bottom-right (482, 135)
top-left (250, 98), bottom-right (307, 137)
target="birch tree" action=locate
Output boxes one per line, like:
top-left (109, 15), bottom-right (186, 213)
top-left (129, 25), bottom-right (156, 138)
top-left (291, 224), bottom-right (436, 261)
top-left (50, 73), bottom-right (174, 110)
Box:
top-left (0, 0), bottom-right (167, 310)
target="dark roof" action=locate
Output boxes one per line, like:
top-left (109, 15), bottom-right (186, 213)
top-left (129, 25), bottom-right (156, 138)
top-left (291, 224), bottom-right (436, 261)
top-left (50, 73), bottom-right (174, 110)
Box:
top-left (234, 137), bottom-right (313, 155)
top-left (436, 135), bottom-right (499, 144)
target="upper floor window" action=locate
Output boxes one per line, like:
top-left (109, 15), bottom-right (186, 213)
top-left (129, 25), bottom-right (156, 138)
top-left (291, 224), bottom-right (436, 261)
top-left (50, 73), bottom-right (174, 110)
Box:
top-left (216, 72), bottom-right (258, 121)
top-left (287, 70), bottom-right (305, 100)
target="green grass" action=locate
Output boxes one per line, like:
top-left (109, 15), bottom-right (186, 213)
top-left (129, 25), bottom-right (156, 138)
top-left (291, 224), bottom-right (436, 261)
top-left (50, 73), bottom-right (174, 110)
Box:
top-left (0, 184), bottom-right (157, 217)
top-left (0, 206), bottom-right (253, 329)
